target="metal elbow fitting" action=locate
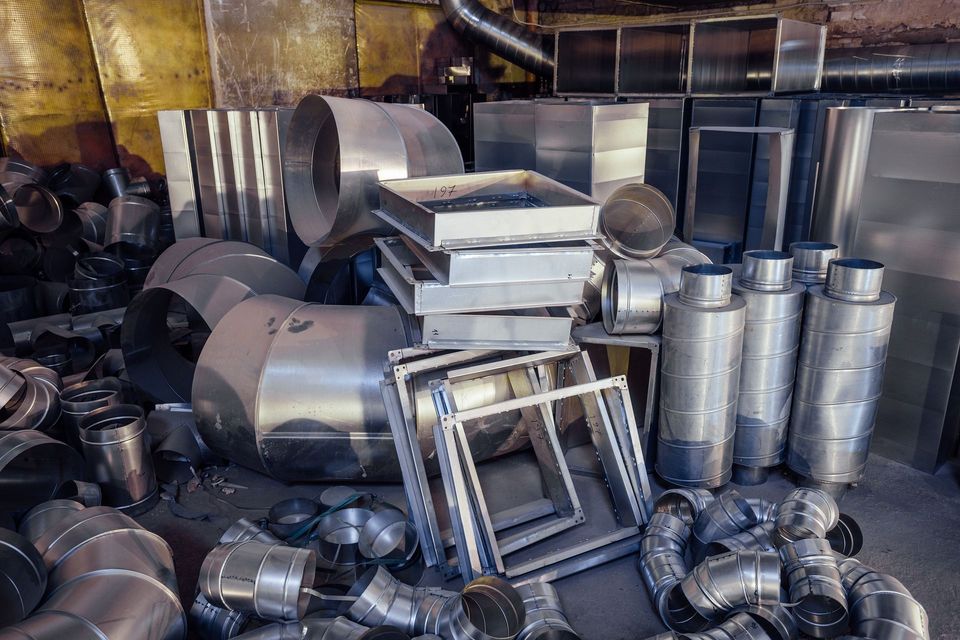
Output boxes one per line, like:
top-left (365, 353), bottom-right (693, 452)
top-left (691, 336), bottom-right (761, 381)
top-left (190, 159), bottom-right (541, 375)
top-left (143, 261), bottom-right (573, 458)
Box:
top-left (679, 551), bottom-right (781, 620)
top-left (691, 490), bottom-right (759, 563)
top-left (653, 488), bottom-right (716, 526)
top-left (705, 522), bottom-right (777, 557)
top-left (838, 558), bottom-right (930, 640)
top-left (779, 539), bottom-right (849, 638)
top-left (774, 488), bottom-right (839, 543)
top-left (515, 582), bottom-right (580, 640)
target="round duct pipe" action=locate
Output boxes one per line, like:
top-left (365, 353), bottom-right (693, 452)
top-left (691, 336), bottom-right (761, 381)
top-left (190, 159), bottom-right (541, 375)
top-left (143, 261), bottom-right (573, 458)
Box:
top-left (0, 430), bottom-right (83, 512)
top-left (657, 265), bottom-right (746, 488)
top-left (823, 43), bottom-right (960, 93)
top-left (282, 95), bottom-right (463, 248)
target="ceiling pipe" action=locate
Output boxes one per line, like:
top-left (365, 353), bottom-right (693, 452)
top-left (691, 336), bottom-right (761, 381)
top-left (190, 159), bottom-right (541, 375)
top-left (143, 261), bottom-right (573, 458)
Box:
top-left (439, 0), bottom-right (555, 76)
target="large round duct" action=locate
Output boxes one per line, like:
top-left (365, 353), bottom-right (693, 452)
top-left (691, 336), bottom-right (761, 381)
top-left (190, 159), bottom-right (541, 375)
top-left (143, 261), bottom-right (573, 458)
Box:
top-left (283, 96), bottom-right (463, 248)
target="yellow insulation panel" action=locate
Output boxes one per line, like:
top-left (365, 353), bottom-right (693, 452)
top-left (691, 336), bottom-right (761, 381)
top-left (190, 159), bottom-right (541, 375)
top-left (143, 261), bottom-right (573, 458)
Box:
top-left (0, 0), bottom-right (115, 170)
top-left (83, 0), bottom-right (213, 179)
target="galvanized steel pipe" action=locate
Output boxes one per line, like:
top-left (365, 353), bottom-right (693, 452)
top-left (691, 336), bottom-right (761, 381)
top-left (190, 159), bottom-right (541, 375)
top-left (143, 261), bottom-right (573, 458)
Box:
top-left (283, 96), bottom-right (463, 247)
top-left (731, 251), bottom-right (804, 485)
top-left (0, 528), bottom-right (46, 627)
top-left (199, 540), bottom-right (316, 623)
top-left (779, 539), bottom-right (849, 638)
top-left (823, 43), bottom-right (960, 93)
top-left (680, 551), bottom-right (781, 620)
top-left (774, 488), bottom-right (839, 543)
top-left (79, 404), bottom-right (158, 515)
top-left (789, 242), bottom-right (838, 287)
top-left (653, 488), bottom-right (715, 527)
top-left (105, 195), bottom-right (160, 251)
top-left (0, 430), bottom-right (84, 512)
top-left (788, 259), bottom-right (896, 493)
top-left (638, 512), bottom-right (700, 631)
top-left (705, 522), bottom-right (777, 558)
top-left (838, 558), bottom-right (930, 640)
top-left (691, 490), bottom-right (758, 563)
top-left (516, 582), bottom-right (580, 640)
top-left (658, 265), bottom-right (746, 488)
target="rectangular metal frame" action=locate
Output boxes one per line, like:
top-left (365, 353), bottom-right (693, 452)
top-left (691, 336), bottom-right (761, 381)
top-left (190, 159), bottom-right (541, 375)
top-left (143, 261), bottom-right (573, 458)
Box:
top-left (433, 351), bottom-right (651, 580)
top-left (374, 170), bottom-right (601, 251)
top-left (684, 125), bottom-right (795, 254)
top-left (554, 26), bottom-right (620, 98)
top-left (617, 22), bottom-right (693, 97)
top-left (375, 237), bottom-right (586, 315)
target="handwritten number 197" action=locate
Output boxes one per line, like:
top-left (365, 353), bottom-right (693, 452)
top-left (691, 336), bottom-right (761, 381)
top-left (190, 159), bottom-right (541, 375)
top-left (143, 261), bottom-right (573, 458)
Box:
top-left (433, 185), bottom-right (457, 199)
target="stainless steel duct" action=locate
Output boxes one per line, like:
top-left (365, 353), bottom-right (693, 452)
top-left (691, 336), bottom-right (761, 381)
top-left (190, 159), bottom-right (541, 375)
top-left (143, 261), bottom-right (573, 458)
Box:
top-left (789, 242), bottom-right (839, 286)
top-left (602, 243), bottom-right (710, 335)
top-left (439, 0), bottom-right (554, 76)
top-left (105, 195), bottom-right (160, 251)
top-left (600, 183), bottom-right (675, 260)
top-left (79, 404), bottom-right (158, 515)
top-left (788, 259), bottom-right (896, 494)
top-left (0, 430), bottom-right (84, 512)
top-left (2, 504), bottom-right (186, 640)
top-left (774, 488), bottom-right (839, 543)
top-left (199, 540), bottom-right (316, 623)
top-left (690, 490), bottom-right (758, 563)
top-left (680, 551), bottom-right (781, 621)
top-left (658, 265), bottom-right (746, 488)
top-left (0, 528), bottom-right (46, 627)
top-left (838, 558), bottom-right (930, 640)
top-left (193, 296), bottom-right (413, 482)
top-left (190, 592), bottom-right (251, 640)
top-left (731, 251), bottom-right (805, 485)
top-left (653, 488), bottom-right (715, 527)
top-left (681, 611), bottom-right (776, 640)
top-left (0, 357), bottom-right (62, 432)
top-left (515, 583), bottom-right (580, 640)
top-left (823, 43), bottom-right (960, 93)
top-left (704, 522), bottom-right (777, 558)
top-left (18, 499), bottom-right (84, 544)
top-left (779, 538), bottom-right (849, 638)
top-left (638, 512), bottom-right (703, 632)
top-left (283, 96), bottom-right (463, 248)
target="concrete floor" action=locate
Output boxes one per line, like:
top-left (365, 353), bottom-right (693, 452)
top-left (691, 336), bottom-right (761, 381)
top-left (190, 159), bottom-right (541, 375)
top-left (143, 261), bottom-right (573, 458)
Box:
top-left (138, 452), bottom-right (960, 640)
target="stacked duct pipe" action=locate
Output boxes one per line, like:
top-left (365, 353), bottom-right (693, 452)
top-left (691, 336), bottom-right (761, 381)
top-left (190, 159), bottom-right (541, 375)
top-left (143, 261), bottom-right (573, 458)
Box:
top-left (657, 265), bottom-right (746, 488)
top-left (121, 239), bottom-right (305, 403)
top-left (0, 503), bottom-right (186, 640)
top-left (730, 251), bottom-right (805, 485)
top-left (788, 259), bottom-right (896, 496)
top-left (283, 95), bottom-right (464, 248)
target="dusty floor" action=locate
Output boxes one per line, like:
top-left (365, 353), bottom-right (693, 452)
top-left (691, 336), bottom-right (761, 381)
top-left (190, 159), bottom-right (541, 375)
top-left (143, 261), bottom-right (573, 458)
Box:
top-left (137, 453), bottom-right (960, 640)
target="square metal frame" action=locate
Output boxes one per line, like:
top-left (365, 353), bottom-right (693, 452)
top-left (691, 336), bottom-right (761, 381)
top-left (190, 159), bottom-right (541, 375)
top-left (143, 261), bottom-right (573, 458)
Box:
top-left (684, 125), bottom-right (795, 253)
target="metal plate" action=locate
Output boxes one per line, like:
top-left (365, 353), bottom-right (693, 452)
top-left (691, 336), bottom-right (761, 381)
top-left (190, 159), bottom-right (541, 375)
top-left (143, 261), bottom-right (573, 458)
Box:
top-left (418, 313), bottom-right (575, 352)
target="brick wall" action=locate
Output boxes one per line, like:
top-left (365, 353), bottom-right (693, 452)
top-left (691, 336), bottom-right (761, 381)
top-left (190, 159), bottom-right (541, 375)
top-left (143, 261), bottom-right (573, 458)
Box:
top-left (537, 0), bottom-right (960, 47)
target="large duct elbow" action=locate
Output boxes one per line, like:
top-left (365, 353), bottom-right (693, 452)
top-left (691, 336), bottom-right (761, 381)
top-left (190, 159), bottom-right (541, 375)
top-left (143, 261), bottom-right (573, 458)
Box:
top-left (440, 0), bottom-right (555, 76)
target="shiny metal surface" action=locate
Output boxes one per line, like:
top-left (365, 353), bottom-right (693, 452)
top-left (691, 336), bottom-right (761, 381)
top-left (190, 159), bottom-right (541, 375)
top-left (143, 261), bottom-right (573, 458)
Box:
top-left (838, 558), bottom-right (930, 640)
top-left (157, 110), bottom-right (201, 240)
top-left (788, 260), bottom-right (896, 488)
top-left (447, 577), bottom-right (526, 640)
top-left (18, 499), bottom-right (84, 544)
top-left (199, 540), bottom-right (316, 623)
top-left (534, 101), bottom-right (648, 203)
top-left (691, 490), bottom-right (758, 563)
top-left (267, 498), bottom-right (320, 540)
top-left (79, 404), bottom-right (157, 515)
top-left (823, 43), bottom-right (960, 93)
top-left (775, 488), bottom-right (839, 543)
top-left (731, 252), bottom-right (804, 483)
top-left (375, 170), bottom-right (599, 251)
top-left (60, 377), bottom-right (123, 446)
top-left (637, 512), bottom-right (702, 632)
top-left (220, 518), bottom-right (282, 545)
top-left (809, 108), bottom-right (900, 255)
top-left (13, 184), bottom-right (63, 235)
top-left (652, 488), bottom-right (714, 526)
top-left (685, 127), bottom-right (794, 255)
top-left (515, 582), bottom-right (579, 640)
top-left (680, 550), bottom-right (780, 620)
top-left (0, 357), bottom-right (63, 432)
top-left (104, 196), bottom-right (159, 251)
top-left (842, 109), bottom-right (960, 473)
top-left (745, 498), bottom-right (778, 525)
top-left (601, 183), bottom-right (675, 260)
top-left (358, 508), bottom-right (418, 561)
top-left (51, 480), bottom-right (101, 507)
top-left (705, 521), bottom-right (777, 557)
top-left (658, 266), bottom-right (745, 488)
top-left (554, 28), bottom-right (618, 96)
top-left (315, 508), bottom-right (374, 566)
top-left (689, 16), bottom-right (824, 94)
top-left (617, 24), bottom-right (691, 95)
top-left (779, 539), bottom-right (849, 638)
top-left (121, 273), bottom-right (258, 403)
top-left (683, 611), bottom-right (775, 640)
top-left (74, 202), bottom-right (108, 246)
top-left (0, 528), bottom-right (46, 627)
top-left (193, 296), bottom-right (412, 482)
top-left (733, 604), bottom-right (797, 640)
top-left (0, 430), bottom-right (83, 512)
top-left (345, 566), bottom-right (457, 636)
top-left (283, 96), bottom-right (463, 247)
top-left (190, 592), bottom-right (250, 640)
top-left (473, 101), bottom-right (536, 173)
top-left (602, 244), bottom-right (710, 335)
top-left (789, 242), bottom-right (838, 286)
top-left (826, 513), bottom-right (863, 559)
top-left (441, 0), bottom-right (553, 76)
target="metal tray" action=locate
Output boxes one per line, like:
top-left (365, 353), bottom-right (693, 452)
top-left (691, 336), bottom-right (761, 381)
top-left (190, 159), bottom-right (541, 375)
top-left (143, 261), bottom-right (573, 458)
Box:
top-left (399, 236), bottom-right (595, 286)
top-left (375, 170), bottom-right (601, 250)
top-left (376, 237), bottom-right (585, 315)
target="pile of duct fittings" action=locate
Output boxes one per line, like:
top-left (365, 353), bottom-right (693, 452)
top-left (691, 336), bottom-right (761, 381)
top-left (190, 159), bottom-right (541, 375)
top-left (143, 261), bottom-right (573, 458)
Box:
top-left (0, 92), bottom-right (922, 640)
top-left (187, 488), bottom-right (578, 640)
top-left (0, 157), bottom-right (171, 376)
top-left (640, 486), bottom-right (929, 640)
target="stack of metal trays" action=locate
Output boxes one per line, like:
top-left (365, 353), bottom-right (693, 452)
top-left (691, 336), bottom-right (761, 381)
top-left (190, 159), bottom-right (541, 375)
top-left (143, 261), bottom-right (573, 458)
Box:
top-left (374, 170), bottom-right (601, 351)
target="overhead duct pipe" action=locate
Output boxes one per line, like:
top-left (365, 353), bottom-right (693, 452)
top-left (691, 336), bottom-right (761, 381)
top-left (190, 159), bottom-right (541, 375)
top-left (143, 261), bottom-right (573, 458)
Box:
top-left (439, 0), bottom-right (555, 77)
top-left (823, 43), bottom-right (960, 93)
